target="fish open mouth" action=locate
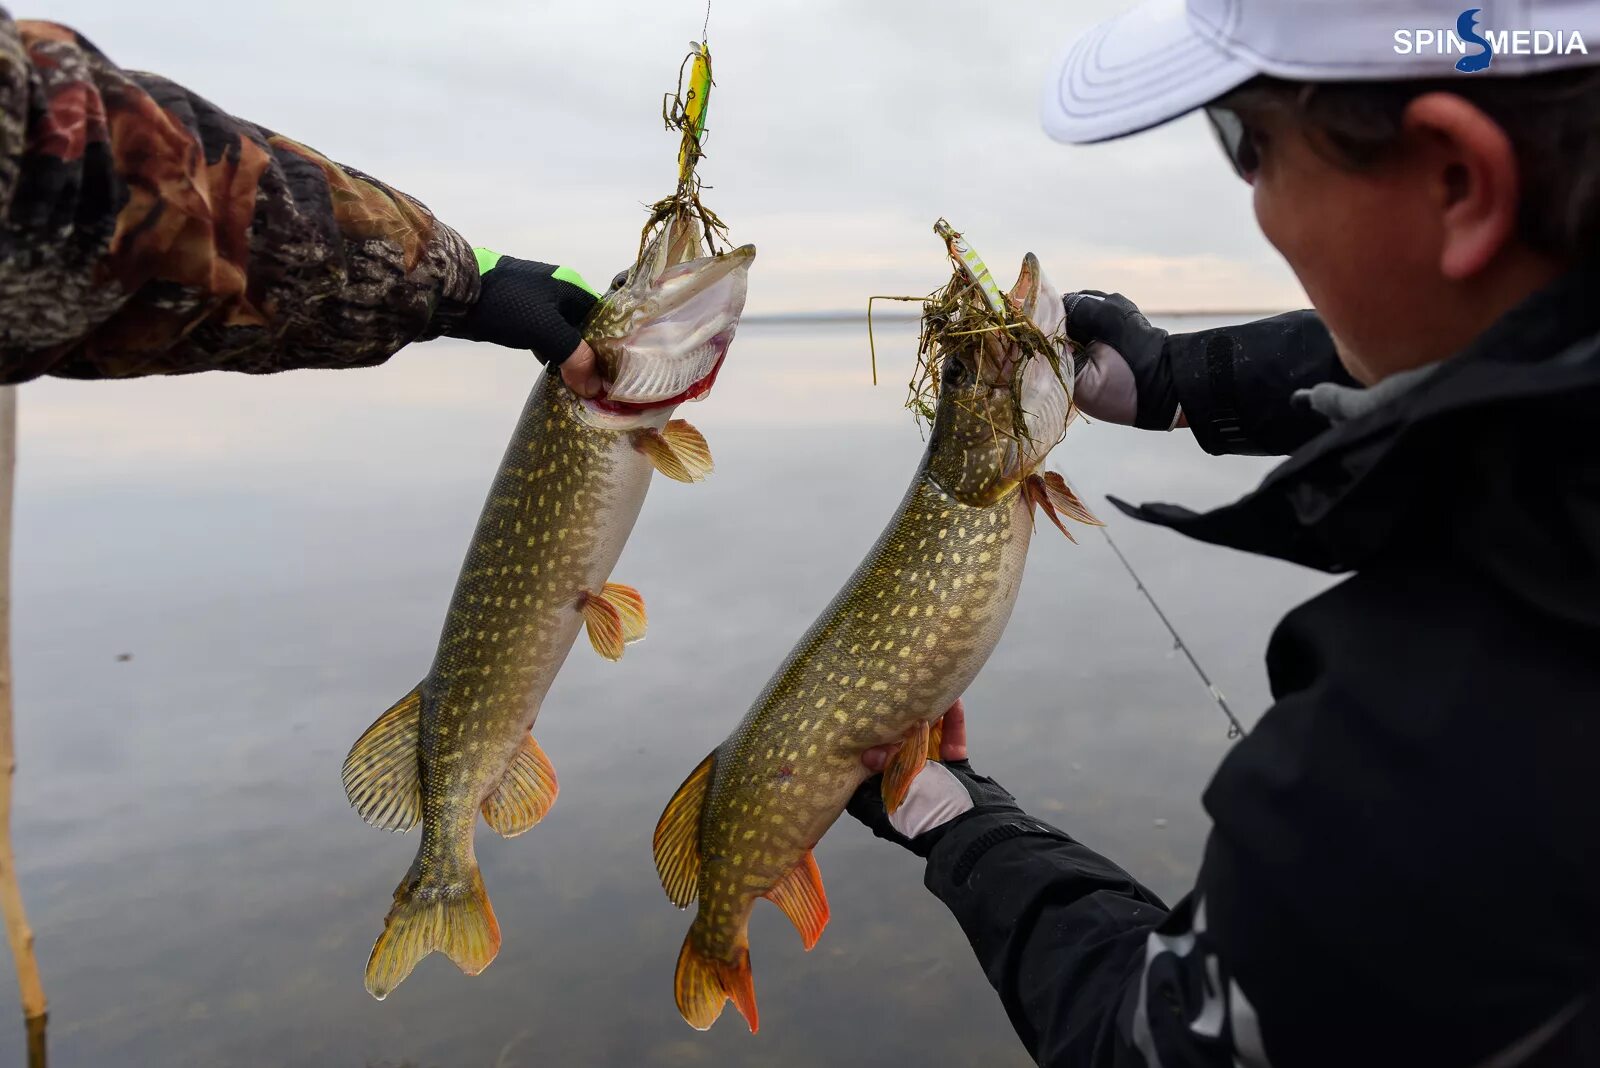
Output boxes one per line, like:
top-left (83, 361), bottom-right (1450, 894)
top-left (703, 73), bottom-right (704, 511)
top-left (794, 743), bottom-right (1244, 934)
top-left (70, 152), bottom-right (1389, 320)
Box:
top-left (584, 238), bottom-right (756, 414)
top-left (587, 332), bottom-right (731, 415)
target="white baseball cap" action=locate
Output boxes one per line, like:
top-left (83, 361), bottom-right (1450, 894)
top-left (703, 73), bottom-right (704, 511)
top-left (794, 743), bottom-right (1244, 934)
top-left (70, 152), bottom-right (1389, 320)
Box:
top-left (1042, 0), bottom-right (1600, 144)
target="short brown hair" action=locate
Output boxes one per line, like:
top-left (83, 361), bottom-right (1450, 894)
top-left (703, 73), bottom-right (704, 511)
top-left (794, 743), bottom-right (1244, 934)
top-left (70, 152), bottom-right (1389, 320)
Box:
top-left (1219, 68), bottom-right (1600, 263)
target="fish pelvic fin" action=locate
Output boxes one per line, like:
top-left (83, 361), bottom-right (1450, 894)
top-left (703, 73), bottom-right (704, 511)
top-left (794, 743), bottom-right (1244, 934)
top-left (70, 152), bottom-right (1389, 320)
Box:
top-left (602, 581), bottom-right (648, 644)
top-left (882, 718), bottom-right (932, 815)
top-left (364, 859), bottom-right (500, 1000)
top-left (481, 734), bottom-right (559, 838)
top-left (927, 713), bottom-right (945, 761)
top-left (1025, 471), bottom-right (1103, 541)
top-left (635, 419), bottom-right (714, 483)
top-left (764, 849), bottom-right (829, 951)
top-left (654, 750), bottom-right (715, 907)
top-left (342, 683), bottom-right (424, 832)
top-left (579, 589), bottom-right (625, 661)
top-left (675, 928), bottom-right (757, 1033)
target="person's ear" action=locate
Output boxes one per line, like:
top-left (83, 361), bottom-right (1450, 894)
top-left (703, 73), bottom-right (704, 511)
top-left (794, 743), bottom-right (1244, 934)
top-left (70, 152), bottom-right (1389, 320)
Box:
top-left (1401, 92), bottom-right (1520, 281)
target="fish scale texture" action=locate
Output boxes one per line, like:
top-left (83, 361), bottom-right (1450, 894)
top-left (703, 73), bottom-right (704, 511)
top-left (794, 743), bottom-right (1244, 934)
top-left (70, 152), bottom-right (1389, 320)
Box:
top-left (413, 371), bottom-right (653, 871)
top-left (691, 463), bottom-right (1034, 963)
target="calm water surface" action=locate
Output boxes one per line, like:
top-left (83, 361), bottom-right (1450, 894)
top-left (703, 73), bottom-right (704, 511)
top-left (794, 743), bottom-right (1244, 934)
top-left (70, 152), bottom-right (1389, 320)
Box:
top-left (0, 318), bottom-right (1331, 1066)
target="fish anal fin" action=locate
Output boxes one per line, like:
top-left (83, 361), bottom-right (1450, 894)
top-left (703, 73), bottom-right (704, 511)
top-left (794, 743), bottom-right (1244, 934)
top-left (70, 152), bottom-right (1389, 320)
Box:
top-left (764, 849), bottom-right (829, 951)
top-left (882, 718), bottom-right (932, 815)
top-left (342, 684), bottom-right (424, 832)
top-left (675, 933), bottom-right (757, 1033)
top-left (364, 861), bottom-right (500, 1000)
top-left (635, 420), bottom-right (714, 483)
top-left (579, 589), bottom-right (625, 660)
top-left (601, 581), bottom-right (647, 644)
top-left (654, 751), bottom-right (715, 907)
top-left (481, 734), bottom-right (559, 838)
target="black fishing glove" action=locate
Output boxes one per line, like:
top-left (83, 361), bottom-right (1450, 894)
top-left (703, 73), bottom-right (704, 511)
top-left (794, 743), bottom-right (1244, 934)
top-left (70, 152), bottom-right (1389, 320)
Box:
top-left (448, 249), bottom-right (600, 366)
top-left (847, 759), bottom-right (1022, 858)
top-left (1062, 290), bottom-right (1181, 430)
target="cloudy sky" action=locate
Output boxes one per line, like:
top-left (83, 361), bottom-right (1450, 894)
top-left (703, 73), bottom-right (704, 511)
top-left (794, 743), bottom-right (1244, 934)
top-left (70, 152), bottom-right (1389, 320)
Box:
top-left (38, 0), bottom-right (1306, 314)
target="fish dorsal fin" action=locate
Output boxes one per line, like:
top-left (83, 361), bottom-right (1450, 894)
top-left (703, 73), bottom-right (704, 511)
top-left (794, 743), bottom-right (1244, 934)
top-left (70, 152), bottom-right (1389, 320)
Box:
top-left (882, 718), bottom-right (932, 815)
top-left (602, 581), bottom-right (648, 644)
top-left (342, 684), bottom-right (424, 831)
top-left (481, 734), bottom-right (559, 838)
top-left (636, 419), bottom-right (714, 483)
top-left (764, 849), bottom-right (830, 951)
top-left (655, 750), bottom-right (716, 907)
top-left (1025, 471), bottom-right (1103, 541)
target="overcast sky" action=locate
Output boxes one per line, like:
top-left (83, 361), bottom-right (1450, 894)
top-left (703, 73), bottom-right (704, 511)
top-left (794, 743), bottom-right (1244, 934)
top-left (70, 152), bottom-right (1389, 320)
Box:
top-left (36, 0), bottom-right (1307, 314)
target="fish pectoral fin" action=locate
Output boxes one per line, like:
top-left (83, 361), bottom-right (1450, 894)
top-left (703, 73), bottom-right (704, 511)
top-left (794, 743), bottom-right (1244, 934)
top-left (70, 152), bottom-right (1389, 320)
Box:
top-left (481, 734), bottom-right (559, 838)
top-left (580, 590), bottom-right (626, 661)
top-left (342, 683), bottom-right (424, 832)
top-left (654, 750), bottom-right (716, 907)
top-left (601, 581), bottom-right (647, 644)
top-left (882, 718), bottom-right (932, 815)
top-left (764, 849), bottom-right (829, 951)
top-left (635, 419), bottom-right (714, 483)
top-left (364, 860), bottom-right (500, 1000)
top-left (1028, 471), bottom-right (1103, 542)
top-left (927, 713), bottom-right (945, 761)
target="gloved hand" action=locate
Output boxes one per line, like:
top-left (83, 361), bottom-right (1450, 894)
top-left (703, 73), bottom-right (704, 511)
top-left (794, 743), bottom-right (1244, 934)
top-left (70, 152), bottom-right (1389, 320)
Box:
top-left (451, 249), bottom-right (605, 397)
top-left (846, 699), bottom-right (1024, 857)
top-left (1062, 291), bottom-right (1182, 430)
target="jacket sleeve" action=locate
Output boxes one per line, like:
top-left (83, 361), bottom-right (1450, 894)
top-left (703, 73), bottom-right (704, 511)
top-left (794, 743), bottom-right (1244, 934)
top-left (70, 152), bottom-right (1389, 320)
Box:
top-left (922, 811), bottom-right (1256, 1067)
top-left (1166, 311), bottom-right (1356, 457)
top-left (0, 12), bottom-right (479, 383)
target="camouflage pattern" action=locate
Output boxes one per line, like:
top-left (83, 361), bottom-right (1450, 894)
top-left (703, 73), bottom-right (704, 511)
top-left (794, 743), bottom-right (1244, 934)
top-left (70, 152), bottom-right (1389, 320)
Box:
top-left (0, 11), bottom-right (478, 383)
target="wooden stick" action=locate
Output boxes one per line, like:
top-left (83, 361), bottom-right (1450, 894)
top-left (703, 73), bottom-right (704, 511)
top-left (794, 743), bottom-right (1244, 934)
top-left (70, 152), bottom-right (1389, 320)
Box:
top-left (0, 386), bottom-right (46, 1065)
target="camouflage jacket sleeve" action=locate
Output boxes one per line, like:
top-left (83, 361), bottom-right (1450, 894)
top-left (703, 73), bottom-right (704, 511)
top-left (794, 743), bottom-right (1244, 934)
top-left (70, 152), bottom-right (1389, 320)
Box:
top-left (0, 12), bottom-right (480, 383)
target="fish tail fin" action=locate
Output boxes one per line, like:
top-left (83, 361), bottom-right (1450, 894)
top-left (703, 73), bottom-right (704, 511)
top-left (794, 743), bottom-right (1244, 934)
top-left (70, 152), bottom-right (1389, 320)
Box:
top-left (674, 925), bottom-right (758, 1033)
top-left (364, 859), bottom-right (500, 1000)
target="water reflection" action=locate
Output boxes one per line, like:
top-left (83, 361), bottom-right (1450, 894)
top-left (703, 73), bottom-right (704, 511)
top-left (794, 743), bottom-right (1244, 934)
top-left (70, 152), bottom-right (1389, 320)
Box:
top-left (0, 319), bottom-right (1328, 1066)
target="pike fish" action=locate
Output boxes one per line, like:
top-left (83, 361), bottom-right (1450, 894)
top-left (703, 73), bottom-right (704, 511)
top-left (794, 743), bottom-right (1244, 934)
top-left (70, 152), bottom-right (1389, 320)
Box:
top-left (652, 246), bottom-right (1099, 1032)
top-left (343, 217), bottom-right (755, 999)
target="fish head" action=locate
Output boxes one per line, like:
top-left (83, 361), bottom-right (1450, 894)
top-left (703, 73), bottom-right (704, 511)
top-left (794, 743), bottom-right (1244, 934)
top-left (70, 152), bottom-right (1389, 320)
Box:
top-left (580, 214), bottom-right (756, 426)
top-left (926, 253), bottom-right (1073, 505)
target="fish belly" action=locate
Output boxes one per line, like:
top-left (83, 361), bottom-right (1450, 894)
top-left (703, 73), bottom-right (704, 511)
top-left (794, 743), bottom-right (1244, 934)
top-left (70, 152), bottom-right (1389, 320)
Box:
top-left (418, 372), bottom-right (662, 842)
top-left (699, 473), bottom-right (1034, 918)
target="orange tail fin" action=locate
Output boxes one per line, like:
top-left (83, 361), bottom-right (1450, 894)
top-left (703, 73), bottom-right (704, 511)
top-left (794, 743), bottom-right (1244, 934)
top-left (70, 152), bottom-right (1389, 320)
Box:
top-left (674, 928), bottom-right (758, 1032)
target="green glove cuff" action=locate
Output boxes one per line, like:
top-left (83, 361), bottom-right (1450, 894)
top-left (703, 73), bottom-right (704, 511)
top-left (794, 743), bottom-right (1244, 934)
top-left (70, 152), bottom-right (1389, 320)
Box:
top-left (471, 247), bottom-right (597, 298)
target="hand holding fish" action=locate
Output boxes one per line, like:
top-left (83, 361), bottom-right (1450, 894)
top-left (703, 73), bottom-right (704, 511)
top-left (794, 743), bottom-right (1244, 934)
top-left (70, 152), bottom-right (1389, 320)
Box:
top-left (450, 252), bottom-right (609, 396)
top-left (848, 700), bottom-right (1030, 855)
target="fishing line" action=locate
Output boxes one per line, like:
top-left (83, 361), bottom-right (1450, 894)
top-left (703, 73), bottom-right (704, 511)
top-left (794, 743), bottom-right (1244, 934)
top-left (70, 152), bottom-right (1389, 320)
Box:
top-left (1091, 518), bottom-right (1247, 738)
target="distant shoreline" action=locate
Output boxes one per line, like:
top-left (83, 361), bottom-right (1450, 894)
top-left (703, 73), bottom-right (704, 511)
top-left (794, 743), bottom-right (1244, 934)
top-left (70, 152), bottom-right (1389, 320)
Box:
top-left (742, 309), bottom-right (1293, 325)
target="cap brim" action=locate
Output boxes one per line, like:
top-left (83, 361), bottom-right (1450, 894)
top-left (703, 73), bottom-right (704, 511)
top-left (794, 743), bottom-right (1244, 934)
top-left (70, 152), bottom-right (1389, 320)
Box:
top-left (1041, 0), bottom-right (1259, 144)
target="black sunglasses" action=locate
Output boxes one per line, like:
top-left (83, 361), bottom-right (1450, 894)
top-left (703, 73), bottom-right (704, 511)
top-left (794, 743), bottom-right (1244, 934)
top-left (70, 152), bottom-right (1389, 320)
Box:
top-left (1205, 106), bottom-right (1260, 182)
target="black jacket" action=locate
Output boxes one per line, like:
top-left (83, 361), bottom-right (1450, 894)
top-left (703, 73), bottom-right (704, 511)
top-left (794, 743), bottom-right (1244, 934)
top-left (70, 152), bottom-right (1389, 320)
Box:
top-left (924, 270), bottom-right (1600, 1067)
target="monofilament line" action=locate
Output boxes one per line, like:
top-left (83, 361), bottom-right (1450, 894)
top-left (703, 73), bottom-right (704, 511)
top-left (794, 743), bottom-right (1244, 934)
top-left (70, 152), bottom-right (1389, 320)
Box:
top-left (1095, 522), bottom-right (1247, 739)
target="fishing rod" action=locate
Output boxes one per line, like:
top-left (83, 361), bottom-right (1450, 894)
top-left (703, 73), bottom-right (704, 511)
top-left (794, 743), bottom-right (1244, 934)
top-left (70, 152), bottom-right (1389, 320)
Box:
top-left (1091, 520), bottom-right (1247, 738)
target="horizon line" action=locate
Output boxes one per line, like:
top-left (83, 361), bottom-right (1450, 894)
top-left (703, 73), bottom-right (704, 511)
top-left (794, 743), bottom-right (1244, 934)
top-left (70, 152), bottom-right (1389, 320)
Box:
top-left (742, 307), bottom-right (1294, 325)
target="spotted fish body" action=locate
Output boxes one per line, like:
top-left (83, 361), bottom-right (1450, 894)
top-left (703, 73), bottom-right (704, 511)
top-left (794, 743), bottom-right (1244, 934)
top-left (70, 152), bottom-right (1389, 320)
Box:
top-left (654, 250), bottom-right (1099, 1032)
top-left (344, 224), bottom-right (754, 999)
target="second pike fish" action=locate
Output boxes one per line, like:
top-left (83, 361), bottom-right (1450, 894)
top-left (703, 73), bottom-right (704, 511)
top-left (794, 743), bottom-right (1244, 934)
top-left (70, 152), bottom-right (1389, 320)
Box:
top-left (653, 240), bottom-right (1098, 1032)
top-left (343, 216), bottom-right (755, 999)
